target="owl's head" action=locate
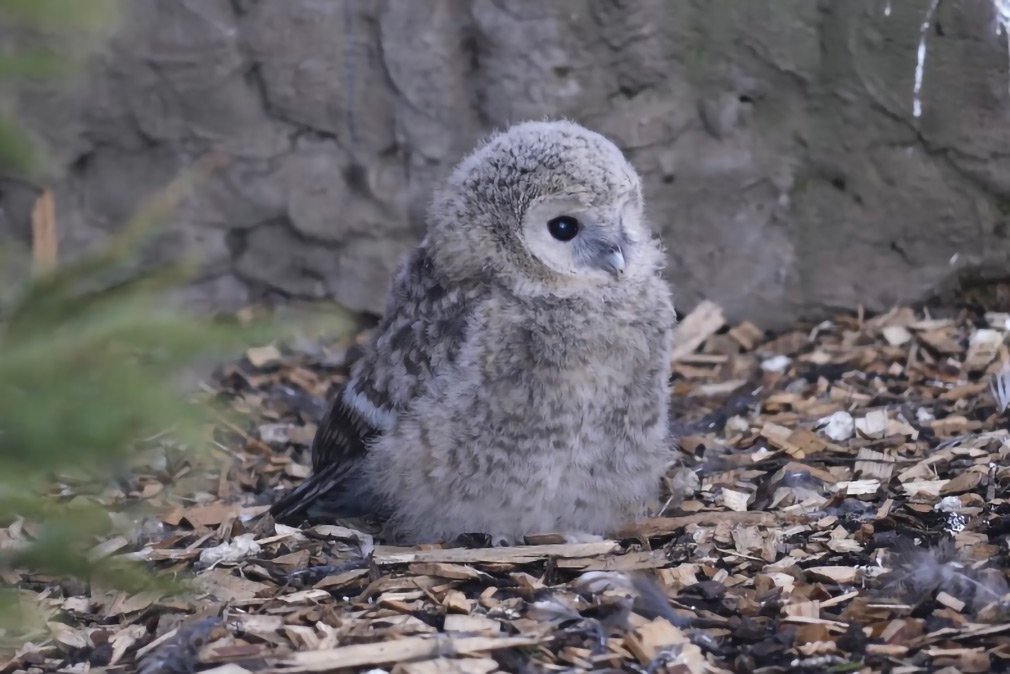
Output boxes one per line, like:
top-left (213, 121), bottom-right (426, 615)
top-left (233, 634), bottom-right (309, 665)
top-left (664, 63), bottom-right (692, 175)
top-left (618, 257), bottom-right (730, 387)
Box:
top-left (428, 120), bottom-right (664, 296)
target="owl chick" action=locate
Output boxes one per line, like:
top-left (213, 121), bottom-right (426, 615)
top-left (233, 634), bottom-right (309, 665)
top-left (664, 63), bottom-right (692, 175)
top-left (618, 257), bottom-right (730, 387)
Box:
top-left (270, 120), bottom-right (677, 545)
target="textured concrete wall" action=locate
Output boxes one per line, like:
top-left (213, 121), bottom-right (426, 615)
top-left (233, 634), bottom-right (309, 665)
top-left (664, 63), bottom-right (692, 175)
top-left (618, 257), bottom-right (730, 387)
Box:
top-left (3, 0), bottom-right (1010, 327)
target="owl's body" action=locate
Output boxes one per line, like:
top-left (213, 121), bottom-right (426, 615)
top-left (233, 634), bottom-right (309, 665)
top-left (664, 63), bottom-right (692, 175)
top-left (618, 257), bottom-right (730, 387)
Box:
top-left (270, 120), bottom-right (676, 544)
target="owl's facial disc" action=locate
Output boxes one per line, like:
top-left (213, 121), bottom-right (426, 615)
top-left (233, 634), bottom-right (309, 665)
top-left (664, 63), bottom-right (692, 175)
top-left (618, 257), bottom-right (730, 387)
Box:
top-left (521, 197), bottom-right (631, 282)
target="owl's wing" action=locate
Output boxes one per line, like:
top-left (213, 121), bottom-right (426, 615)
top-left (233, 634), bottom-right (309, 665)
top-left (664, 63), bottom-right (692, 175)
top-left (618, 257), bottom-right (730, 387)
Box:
top-left (267, 393), bottom-right (380, 524)
top-left (269, 243), bottom-right (478, 523)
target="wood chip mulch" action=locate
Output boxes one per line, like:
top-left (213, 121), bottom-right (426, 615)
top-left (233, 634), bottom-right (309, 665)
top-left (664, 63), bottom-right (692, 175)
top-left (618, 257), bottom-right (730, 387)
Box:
top-left (4, 303), bottom-right (1010, 674)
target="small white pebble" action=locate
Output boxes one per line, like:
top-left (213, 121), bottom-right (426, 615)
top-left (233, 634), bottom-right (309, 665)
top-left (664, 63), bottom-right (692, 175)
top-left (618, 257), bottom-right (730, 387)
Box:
top-left (882, 325), bottom-right (912, 346)
top-left (817, 411), bottom-right (855, 441)
top-left (725, 415), bottom-right (750, 435)
top-left (760, 355), bottom-right (792, 373)
top-left (916, 407), bottom-right (935, 423)
top-left (258, 423), bottom-right (293, 444)
top-left (151, 452), bottom-right (169, 472)
top-left (935, 496), bottom-right (962, 513)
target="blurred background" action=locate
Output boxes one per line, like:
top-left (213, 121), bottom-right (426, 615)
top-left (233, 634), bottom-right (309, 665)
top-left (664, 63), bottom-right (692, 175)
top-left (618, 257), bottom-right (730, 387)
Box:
top-left (3, 0), bottom-right (1010, 328)
top-left (4, 3), bottom-right (1010, 669)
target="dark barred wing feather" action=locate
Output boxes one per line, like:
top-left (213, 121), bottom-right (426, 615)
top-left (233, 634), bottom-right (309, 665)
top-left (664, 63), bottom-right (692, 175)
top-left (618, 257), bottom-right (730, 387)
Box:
top-left (268, 390), bottom-right (380, 522)
top-left (269, 244), bottom-right (479, 523)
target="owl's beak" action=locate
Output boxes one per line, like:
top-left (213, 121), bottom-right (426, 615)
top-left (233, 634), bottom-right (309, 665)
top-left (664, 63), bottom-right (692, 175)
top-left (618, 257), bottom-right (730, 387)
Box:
top-left (598, 244), bottom-right (625, 279)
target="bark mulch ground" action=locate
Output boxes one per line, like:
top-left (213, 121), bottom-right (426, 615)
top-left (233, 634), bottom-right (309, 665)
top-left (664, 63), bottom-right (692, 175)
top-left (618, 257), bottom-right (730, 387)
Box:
top-left (4, 302), bottom-right (1010, 674)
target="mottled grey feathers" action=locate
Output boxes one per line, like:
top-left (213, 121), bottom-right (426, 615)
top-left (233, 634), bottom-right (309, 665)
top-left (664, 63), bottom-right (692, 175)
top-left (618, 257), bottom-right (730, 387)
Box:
top-left (270, 120), bottom-right (677, 544)
top-left (270, 244), bottom-right (480, 523)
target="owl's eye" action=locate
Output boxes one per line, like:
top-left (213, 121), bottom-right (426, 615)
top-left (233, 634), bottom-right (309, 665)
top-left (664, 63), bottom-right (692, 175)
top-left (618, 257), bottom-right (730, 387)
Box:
top-left (547, 216), bottom-right (580, 242)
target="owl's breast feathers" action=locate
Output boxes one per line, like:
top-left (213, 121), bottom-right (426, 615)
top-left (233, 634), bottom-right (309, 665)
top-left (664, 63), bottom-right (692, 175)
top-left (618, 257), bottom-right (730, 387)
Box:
top-left (510, 278), bottom-right (674, 370)
top-left (270, 242), bottom-right (673, 524)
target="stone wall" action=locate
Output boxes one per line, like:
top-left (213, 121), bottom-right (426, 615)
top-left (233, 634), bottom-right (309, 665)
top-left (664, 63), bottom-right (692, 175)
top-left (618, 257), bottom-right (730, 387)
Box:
top-left (3, 0), bottom-right (1010, 327)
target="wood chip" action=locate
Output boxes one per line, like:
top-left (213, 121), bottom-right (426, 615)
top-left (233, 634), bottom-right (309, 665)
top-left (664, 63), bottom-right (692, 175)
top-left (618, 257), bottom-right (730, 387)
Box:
top-left (246, 344), bottom-right (283, 368)
top-left (30, 302), bottom-right (1010, 674)
top-left (373, 541), bottom-right (619, 565)
top-left (671, 300), bottom-right (725, 362)
top-left (624, 619), bottom-right (706, 673)
top-left (443, 614), bottom-right (501, 634)
top-left (442, 590), bottom-right (472, 614)
top-left (882, 325), bottom-right (913, 346)
top-left (268, 635), bottom-right (546, 673)
top-left (805, 566), bottom-right (859, 584)
top-left (936, 591), bottom-right (966, 612)
top-left (729, 321), bottom-right (764, 350)
top-left (856, 409), bottom-right (889, 439)
top-left (31, 188), bottom-right (58, 275)
top-left (394, 658), bottom-right (499, 674)
top-left (718, 488), bottom-right (751, 512)
top-left (966, 329), bottom-right (1003, 372)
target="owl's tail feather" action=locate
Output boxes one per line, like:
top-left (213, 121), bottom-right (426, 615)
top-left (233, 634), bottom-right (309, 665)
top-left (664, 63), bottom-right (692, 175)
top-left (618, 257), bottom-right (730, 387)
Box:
top-left (268, 462), bottom-right (378, 524)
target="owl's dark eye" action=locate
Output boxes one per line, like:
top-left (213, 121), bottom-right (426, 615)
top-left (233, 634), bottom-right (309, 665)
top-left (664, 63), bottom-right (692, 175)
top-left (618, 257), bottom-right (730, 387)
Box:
top-left (547, 216), bottom-right (580, 242)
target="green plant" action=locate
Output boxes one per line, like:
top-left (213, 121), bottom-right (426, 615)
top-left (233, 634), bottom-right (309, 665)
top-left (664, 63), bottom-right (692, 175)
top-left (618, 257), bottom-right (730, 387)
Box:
top-left (0, 0), bottom-right (352, 639)
top-left (0, 163), bottom-right (352, 642)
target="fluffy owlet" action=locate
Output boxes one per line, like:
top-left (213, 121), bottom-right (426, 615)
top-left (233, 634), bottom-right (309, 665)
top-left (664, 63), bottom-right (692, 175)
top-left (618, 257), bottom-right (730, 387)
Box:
top-left (270, 120), bottom-right (677, 545)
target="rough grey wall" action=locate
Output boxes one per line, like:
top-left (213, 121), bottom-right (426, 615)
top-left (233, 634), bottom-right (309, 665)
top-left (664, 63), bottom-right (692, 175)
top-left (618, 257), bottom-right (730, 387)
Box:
top-left (3, 0), bottom-right (1010, 327)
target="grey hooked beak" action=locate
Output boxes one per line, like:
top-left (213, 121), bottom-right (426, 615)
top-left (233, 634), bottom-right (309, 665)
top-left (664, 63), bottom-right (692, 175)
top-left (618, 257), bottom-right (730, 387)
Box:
top-left (599, 244), bottom-right (625, 279)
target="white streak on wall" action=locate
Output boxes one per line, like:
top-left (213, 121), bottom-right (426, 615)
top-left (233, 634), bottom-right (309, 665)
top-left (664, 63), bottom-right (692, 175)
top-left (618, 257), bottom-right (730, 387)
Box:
top-left (912, 0), bottom-right (940, 118)
top-left (994, 0), bottom-right (1010, 93)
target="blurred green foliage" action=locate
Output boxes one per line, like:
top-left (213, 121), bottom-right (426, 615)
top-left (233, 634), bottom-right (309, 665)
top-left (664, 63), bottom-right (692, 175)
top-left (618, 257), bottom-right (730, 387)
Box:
top-left (0, 163), bottom-right (246, 635)
top-left (0, 0), bottom-right (352, 639)
top-left (0, 182), bottom-right (351, 635)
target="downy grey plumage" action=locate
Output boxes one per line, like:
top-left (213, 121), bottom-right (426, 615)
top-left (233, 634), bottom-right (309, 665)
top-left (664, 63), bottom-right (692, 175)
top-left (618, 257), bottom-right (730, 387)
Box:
top-left (270, 120), bottom-right (677, 544)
